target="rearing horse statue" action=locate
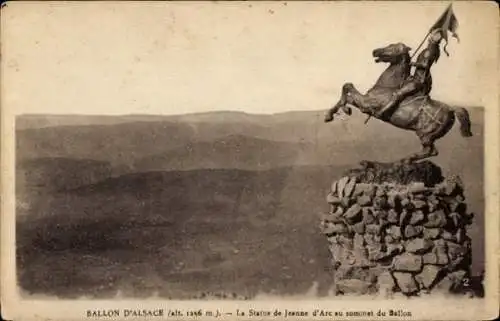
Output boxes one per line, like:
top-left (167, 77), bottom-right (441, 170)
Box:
top-left (324, 42), bottom-right (472, 163)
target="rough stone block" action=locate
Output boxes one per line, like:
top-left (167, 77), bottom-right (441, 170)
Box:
top-left (341, 196), bottom-right (354, 208)
top-left (352, 183), bottom-right (368, 197)
top-left (384, 234), bottom-right (395, 244)
top-left (433, 270), bottom-right (467, 292)
top-left (427, 198), bottom-right (440, 212)
top-left (330, 244), bottom-right (344, 262)
top-left (321, 212), bottom-right (343, 224)
top-left (334, 265), bottom-right (354, 280)
top-left (446, 241), bottom-right (467, 260)
top-left (373, 244), bottom-right (403, 262)
top-left (427, 194), bottom-right (439, 202)
top-left (408, 182), bottom-right (427, 194)
top-left (352, 222), bottom-right (365, 234)
top-left (337, 176), bottom-right (350, 198)
top-left (386, 244), bottom-right (404, 256)
top-left (367, 243), bottom-right (384, 261)
top-left (375, 186), bottom-right (387, 197)
top-left (335, 279), bottom-right (372, 295)
top-left (362, 208), bottom-right (376, 224)
top-left (331, 206), bottom-right (344, 216)
top-left (449, 200), bottom-right (467, 215)
top-left (344, 204), bottom-right (363, 224)
top-left (424, 210), bottom-right (447, 228)
top-left (372, 209), bottom-right (387, 220)
top-left (400, 210), bottom-right (410, 226)
top-left (423, 227), bottom-right (441, 240)
top-left (442, 176), bottom-right (464, 196)
top-left (338, 235), bottom-right (354, 249)
top-left (400, 197), bottom-right (410, 208)
top-left (392, 253), bottom-right (423, 272)
top-left (327, 193), bottom-right (341, 205)
top-left (353, 256), bottom-right (376, 268)
top-left (322, 222), bottom-right (348, 236)
top-left (455, 228), bottom-right (466, 244)
top-left (366, 224), bottom-right (382, 235)
top-left (423, 240), bottom-right (449, 265)
top-left (344, 178), bottom-right (357, 198)
top-left (422, 252), bottom-right (435, 265)
top-left (353, 233), bottom-right (364, 249)
top-left (401, 197), bottom-right (416, 211)
top-left (409, 210), bottom-right (425, 225)
top-left (364, 233), bottom-right (375, 245)
top-left (448, 212), bottom-right (463, 229)
top-left (393, 272), bottom-right (419, 294)
top-left (386, 225), bottom-right (402, 240)
top-left (415, 265), bottom-right (441, 289)
top-left (404, 225), bottom-right (423, 238)
top-left (405, 238), bottom-right (433, 254)
top-left (331, 180), bottom-right (338, 195)
top-left (412, 199), bottom-right (427, 210)
top-left (441, 230), bottom-right (457, 242)
top-left (388, 209), bottom-right (399, 223)
top-left (377, 271), bottom-right (396, 294)
top-left (357, 195), bottom-right (372, 206)
top-left (387, 193), bottom-right (400, 209)
top-left (373, 195), bottom-right (388, 210)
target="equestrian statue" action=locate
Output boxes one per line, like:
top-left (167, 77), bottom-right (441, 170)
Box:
top-left (324, 4), bottom-right (471, 163)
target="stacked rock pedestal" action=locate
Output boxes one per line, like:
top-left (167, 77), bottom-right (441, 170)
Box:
top-left (320, 161), bottom-right (474, 296)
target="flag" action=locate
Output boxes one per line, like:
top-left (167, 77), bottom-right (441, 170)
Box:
top-left (409, 4), bottom-right (460, 60)
top-left (430, 4), bottom-right (460, 43)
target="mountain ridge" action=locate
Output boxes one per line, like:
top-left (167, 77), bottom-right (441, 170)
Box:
top-left (16, 106), bottom-right (483, 130)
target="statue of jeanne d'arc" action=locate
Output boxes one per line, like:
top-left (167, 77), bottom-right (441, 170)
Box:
top-left (324, 4), bottom-right (469, 164)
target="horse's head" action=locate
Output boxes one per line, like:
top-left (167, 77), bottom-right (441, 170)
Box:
top-left (372, 43), bottom-right (411, 64)
top-left (372, 42), bottom-right (412, 89)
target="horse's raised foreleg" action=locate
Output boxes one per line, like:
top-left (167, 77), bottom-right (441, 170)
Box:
top-left (325, 83), bottom-right (353, 122)
top-left (324, 100), bottom-right (343, 122)
top-left (341, 83), bottom-right (376, 115)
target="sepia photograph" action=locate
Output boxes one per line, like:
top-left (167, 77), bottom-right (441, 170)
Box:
top-left (1, 1), bottom-right (499, 320)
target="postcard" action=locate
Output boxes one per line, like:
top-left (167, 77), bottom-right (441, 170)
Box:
top-left (1, 1), bottom-right (498, 320)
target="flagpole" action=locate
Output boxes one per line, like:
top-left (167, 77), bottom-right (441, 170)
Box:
top-left (411, 3), bottom-right (453, 60)
top-left (410, 30), bottom-right (431, 60)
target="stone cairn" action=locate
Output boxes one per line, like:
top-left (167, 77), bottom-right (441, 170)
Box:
top-left (319, 161), bottom-right (474, 296)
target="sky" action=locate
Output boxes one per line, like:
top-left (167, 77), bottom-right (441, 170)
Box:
top-left (1, 1), bottom-right (498, 115)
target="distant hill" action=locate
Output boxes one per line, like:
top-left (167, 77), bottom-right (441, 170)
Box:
top-left (16, 107), bottom-right (484, 170)
top-left (15, 110), bottom-right (322, 130)
top-left (132, 135), bottom-right (316, 172)
top-left (16, 121), bottom-right (198, 167)
top-left (16, 157), bottom-right (113, 193)
top-left (16, 106), bottom-right (483, 129)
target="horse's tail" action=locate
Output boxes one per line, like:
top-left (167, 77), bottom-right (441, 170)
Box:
top-left (453, 107), bottom-right (473, 137)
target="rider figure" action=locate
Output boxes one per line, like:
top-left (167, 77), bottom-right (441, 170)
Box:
top-left (377, 29), bottom-right (444, 119)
